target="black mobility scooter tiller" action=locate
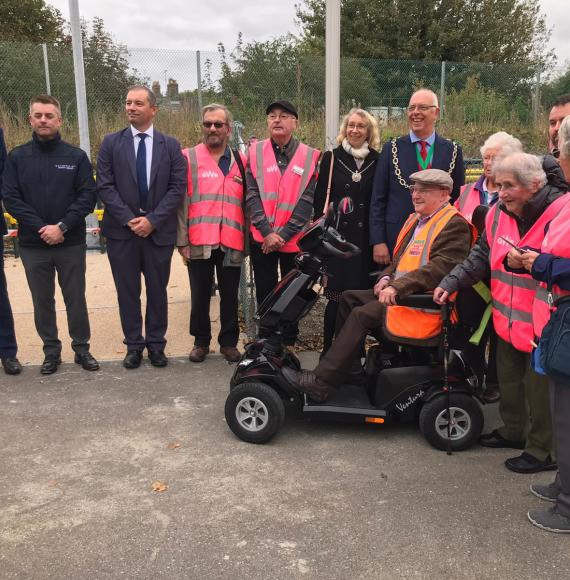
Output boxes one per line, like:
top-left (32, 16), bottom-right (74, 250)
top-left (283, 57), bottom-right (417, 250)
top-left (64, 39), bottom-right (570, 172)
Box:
top-left (225, 199), bottom-right (486, 451)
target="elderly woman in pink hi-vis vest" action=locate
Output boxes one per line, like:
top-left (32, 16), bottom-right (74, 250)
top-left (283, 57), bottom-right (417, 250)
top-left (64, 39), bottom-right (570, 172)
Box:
top-left (435, 152), bottom-right (568, 476)
top-left (454, 132), bottom-right (523, 404)
top-left (245, 100), bottom-right (320, 345)
top-left (516, 115), bottom-right (570, 534)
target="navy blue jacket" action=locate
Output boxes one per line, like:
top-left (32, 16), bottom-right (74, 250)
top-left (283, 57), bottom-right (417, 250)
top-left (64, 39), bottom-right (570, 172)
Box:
top-left (96, 127), bottom-right (187, 246)
top-left (0, 128), bottom-right (7, 236)
top-left (369, 133), bottom-right (465, 253)
top-left (2, 133), bottom-right (96, 247)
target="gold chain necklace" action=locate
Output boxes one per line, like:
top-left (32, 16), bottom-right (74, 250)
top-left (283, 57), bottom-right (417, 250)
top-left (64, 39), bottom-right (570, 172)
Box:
top-left (391, 138), bottom-right (458, 190)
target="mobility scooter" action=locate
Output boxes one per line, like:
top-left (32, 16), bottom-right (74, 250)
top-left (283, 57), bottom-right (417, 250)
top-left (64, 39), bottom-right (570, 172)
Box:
top-left (225, 199), bottom-right (486, 451)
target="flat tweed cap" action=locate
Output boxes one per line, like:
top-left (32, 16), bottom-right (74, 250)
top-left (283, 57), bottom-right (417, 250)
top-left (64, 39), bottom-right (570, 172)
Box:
top-left (410, 168), bottom-right (453, 190)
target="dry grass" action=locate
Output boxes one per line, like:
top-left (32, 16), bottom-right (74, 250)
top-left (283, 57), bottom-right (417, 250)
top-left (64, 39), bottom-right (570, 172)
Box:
top-left (1, 103), bottom-right (549, 161)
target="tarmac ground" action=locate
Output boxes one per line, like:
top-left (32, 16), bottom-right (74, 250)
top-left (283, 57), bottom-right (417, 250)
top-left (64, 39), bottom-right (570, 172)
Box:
top-left (2, 253), bottom-right (570, 578)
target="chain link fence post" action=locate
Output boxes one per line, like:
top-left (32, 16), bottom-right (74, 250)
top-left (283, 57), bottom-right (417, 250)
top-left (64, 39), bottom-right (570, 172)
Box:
top-left (440, 60), bottom-right (446, 118)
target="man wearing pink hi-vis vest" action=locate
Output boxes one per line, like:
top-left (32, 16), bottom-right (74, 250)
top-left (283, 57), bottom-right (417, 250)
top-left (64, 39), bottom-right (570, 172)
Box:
top-left (246, 100), bottom-right (320, 345)
top-left (177, 104), bottom-right (247, 364)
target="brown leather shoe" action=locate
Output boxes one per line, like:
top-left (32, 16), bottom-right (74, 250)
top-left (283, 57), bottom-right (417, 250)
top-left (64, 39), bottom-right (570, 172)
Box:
top-left (189, 346), bottom-right (209, 363)
top-left (220, 346), bottom-right (241, 363)
top-left (282, 367), bottom-right (330, 402)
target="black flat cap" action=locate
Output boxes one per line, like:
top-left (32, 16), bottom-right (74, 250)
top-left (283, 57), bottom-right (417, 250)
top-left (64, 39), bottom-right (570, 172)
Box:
top-left (266, 100), bottom-right (298, 119)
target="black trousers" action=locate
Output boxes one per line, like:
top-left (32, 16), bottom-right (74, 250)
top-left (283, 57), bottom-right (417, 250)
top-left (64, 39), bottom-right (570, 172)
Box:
top-left (107, 236), bottom-right (173, 351)
top-left (19, 243), bottom-right (91, 357)
top-left (250, 243), bottom-right (298, 344)
top-left (0, 237), bottom-right (18, 358)
top-left (188, 249), bottom-right (241, 348)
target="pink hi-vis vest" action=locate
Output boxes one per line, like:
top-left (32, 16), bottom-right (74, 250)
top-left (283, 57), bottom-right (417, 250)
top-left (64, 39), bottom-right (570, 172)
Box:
top-left (532, 195), bottom-right (570, 338)
top-left (182, 144), bottom-right (246, 251)
top-left (248, 139), bottom-right (320, 253)
top-left (455, 182), bottom-right (481, 224)
top-left (485, 195), bottom-right (568, 352)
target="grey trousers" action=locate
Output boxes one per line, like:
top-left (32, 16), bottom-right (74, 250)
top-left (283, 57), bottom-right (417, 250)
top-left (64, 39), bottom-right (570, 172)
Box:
top-left (19, 244), bottom-right (91, 357)
top-left (550, 377), bottom-right (570, 518)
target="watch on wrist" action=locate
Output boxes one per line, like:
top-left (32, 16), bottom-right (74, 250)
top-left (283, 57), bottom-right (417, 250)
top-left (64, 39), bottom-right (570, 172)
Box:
top-left (57, 221), bottom-right (68, 234)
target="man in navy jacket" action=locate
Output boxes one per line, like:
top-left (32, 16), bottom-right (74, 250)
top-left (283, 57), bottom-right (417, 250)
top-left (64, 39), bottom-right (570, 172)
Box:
top-left (2, 95), bottom-right (98, 375)
top-left (370, 89), bottom-right (465, 264)
top-left (97, 85), bottom-right (187, 369)
top-left (0, 127), bottom-right (21, 375)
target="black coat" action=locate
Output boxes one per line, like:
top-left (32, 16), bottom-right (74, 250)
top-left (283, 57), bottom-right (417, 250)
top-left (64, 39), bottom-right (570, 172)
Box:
top-left (2, 133), bottom-right (97, 247)
top-left (314, 146), bottom-right (379, 293)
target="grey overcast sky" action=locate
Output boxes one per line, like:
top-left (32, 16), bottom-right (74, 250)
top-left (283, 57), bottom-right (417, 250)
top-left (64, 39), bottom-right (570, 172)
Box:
top-left (46, 0), bottom-right (570, 65)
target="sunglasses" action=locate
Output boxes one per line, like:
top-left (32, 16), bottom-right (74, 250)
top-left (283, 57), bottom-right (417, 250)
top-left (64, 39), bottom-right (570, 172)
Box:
top-left (202, 121), bottom-right (226, 129)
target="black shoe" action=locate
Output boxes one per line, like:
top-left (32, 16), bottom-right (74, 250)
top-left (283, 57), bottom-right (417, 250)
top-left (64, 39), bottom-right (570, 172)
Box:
top-left (1, 357), bottom-right (22, 375)
top-left (482, 384), bottom-right (500, 404)
top-left (123, 350), bottom-right (143, 369)
top-left (41, 355), bottom-right (62, 375)
top-left (479, 429), bottom-right (525, 449)
top-left (505, 452), bottom-right (558, 474)
top-left (74, 352), bottom-right (100, 371)
top-left (148, 349), bottom-right (168, 367)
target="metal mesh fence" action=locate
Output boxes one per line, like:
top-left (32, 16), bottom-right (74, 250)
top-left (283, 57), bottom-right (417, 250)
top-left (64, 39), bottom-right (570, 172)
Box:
top-left (1, 41), bottom-right (567, 334)
top-left (1, 41), bottom-right (567, 156)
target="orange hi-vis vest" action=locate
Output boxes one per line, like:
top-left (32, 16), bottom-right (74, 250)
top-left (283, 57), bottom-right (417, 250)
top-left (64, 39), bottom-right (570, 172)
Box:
top-left (532, 195), bottom-right (570, 338)
top-left (385, 204), bottom-right (474, 343)
top-left (248, 139), bottom-right (320, 253)
top-left (454, 182), bottom-right (481, 223)
top-left (485, 195), bottom-right (568, 352)
top-left (182, 144), bottom-right (246, 251)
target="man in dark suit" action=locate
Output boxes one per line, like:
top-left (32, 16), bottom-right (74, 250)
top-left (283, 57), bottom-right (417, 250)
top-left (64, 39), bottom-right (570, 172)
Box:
top-left (0, 127), bottom-right (21, 375)
top-left (369, 88), bottom-right (465, 264)
top-left (97, 85), bottom-right (187, 369)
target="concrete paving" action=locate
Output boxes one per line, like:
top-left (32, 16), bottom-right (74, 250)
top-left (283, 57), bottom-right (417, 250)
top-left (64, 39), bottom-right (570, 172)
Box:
top-left (1, 353), bottom-right (569, 579)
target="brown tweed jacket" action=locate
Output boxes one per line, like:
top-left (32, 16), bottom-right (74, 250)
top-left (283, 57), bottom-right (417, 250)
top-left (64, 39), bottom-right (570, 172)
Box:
top-left (378, 212), bottom-right (473, 299)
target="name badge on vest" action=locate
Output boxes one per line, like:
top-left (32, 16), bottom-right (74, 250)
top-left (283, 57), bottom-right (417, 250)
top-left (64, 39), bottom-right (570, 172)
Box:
top-left (292, 165), bottom-right (304, 176)
top-left (233, 175), bottom-right (243, 184)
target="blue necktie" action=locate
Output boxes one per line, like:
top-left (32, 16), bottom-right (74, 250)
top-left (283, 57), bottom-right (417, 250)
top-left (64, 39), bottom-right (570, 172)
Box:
top-left (488, 192), bottom-right (499, 206)
top-left (136, 133), bottom-right (148, 211)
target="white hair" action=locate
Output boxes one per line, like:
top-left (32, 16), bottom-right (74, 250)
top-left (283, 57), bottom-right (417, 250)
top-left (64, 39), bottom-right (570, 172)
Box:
top-left (559, 116), bottom-right (570, 160)
top-left (493, 152), bottom-right (547, 190)
top-left (480, 131), bottom-right (523, 157)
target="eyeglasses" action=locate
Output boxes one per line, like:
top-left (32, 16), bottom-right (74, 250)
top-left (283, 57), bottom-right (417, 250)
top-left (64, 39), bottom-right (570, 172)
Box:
top-left (407, 105), bottom-right (438, 113)
top-left (268, 113), bottom-right (294, 121)
top-left (347, 123), bottom-right (367, 130)
top-left (202, 121), bottom-right (227, 129)
top-left (410, 186), bottom-right (446, 194)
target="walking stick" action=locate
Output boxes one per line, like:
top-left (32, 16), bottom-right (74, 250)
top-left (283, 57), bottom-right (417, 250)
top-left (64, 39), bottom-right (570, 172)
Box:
top-left (442, 302), bottom-right (453, 455)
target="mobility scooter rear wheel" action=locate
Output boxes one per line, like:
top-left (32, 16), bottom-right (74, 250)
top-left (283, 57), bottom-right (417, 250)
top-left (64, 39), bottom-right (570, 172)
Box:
top-left (225, 382), bottom-right (285, 443)
top-left (419, 393), bottom-right (483, 451)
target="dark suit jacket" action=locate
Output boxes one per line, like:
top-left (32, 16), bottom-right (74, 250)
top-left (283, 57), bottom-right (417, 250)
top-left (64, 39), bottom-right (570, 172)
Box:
top-left (0, 128), bottom-right (7, 236)
top-left (96, 127), bottom-right (187, 246)
top-left (369, 133), bottom-right (465, 253)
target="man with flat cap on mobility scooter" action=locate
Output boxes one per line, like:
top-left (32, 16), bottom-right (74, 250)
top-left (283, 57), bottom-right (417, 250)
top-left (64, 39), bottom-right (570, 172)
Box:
top-left (283, 169), bottom-right (475, 401)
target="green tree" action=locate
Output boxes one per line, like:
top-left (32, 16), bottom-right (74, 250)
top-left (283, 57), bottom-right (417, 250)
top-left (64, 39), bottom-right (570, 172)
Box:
top-left (215, 35), bottom-right (378, 119)
top-left (297, 0), bottom-right (554, 67)
top-left (0, 0), bottom-right (66, 43)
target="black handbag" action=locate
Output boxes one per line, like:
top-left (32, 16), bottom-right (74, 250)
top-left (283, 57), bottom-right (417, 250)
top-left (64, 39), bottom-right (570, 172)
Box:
top-left (538, 268), bottom-right (570, 380)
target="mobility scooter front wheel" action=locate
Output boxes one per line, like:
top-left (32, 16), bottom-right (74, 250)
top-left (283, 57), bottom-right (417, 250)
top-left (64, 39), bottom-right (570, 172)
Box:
top-left (419, 393), bottom-right (484, 451)
top-left (225, 382), bottom-right (286, 443)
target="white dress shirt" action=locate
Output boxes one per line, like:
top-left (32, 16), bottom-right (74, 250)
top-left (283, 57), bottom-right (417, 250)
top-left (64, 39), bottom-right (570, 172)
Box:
top-left (131, 125), bottom-right (153, 186)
